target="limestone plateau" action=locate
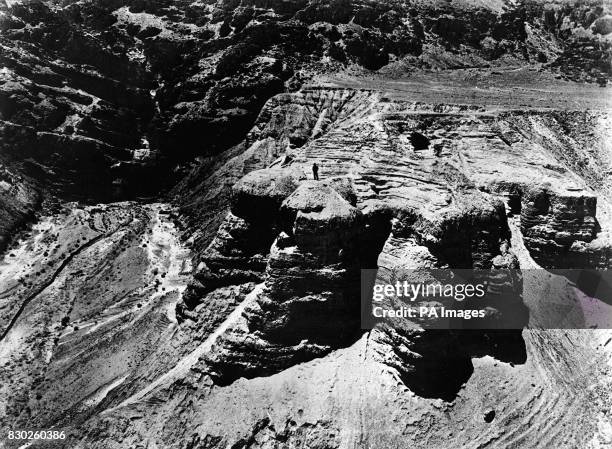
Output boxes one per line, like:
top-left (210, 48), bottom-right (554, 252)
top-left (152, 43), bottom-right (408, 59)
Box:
top-left (1, 0), bottom-right (612, 447)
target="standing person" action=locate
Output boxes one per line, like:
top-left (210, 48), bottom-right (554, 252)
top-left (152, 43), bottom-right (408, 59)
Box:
top-left (312, 162), bottom-right (319, 180)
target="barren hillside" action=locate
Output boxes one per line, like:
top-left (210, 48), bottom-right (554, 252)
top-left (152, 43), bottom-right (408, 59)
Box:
top-left (0, 1), bottom-right (611, 448)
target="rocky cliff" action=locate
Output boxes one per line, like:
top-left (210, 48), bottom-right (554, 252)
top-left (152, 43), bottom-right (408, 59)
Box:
top-left (1, 0), bottom-right (611, 206)
top-left (1, 0), bottom-right (612, 448)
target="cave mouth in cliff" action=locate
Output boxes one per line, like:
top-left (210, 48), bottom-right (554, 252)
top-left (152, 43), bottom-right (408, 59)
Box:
top-left (409, 131), bottom-right (430, 151)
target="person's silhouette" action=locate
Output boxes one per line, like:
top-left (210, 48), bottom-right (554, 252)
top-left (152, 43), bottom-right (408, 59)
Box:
top-left (312, 163), bottom-right (319, 180)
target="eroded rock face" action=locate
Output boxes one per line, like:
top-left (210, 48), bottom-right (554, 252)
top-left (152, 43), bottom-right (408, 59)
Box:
top-left (169, 85), bottom-right (612, 413)
top-left (0, 165), bottom-right (40, 253)
top-left (0, 202), bottom-right (197, 428)
top-left (0, 1), bottom-right (156, 200)
top-left (2, 0), bottom-right (612, 203)
top-left (178, 91), bottom-right (529, 391)
top-left (1, 1), bottom-right (612, 448)
top-left (196, 178), bottom-right (368, 382)
top-left (232, 166), bottom-right (306, 221)
top-left (0, 75), bottom-right (610, 447)
top-left (520, 185), bottom-right (604, 267)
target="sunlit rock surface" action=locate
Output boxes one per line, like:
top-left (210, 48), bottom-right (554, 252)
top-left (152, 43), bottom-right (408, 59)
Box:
top-left (1, 0), bottom-right (612, 448)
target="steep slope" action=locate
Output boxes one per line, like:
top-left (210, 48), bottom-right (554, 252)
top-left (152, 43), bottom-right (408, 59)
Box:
top-left (0, 202), bottom-right (196, 430)
top-left (1, 0), bottom-right (611, 204)
top-left (2, 81), bottom-right (611, 447)
top-left (1, 1), bottom-right (612, 448)
top-left (0, 163), bottom-right (40, 253)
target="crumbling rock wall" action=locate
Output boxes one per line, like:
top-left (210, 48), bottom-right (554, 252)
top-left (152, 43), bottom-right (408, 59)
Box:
top-left (167, 85), bottom-right (612, 405)
top-left (0, 84), bottom-right (607, 449)
top-left (1, 1), bottom-right (612, 447)
top-left (174, 89), bottom-right (548, 393)
top-left (0, 164), bottom-right (40, 253)
top-left (2, 0), bottom-right (611, 204)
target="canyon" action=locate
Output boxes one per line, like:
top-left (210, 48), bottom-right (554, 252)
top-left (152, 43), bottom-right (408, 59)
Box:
top-left (1, 0), bottom-right (612, 448)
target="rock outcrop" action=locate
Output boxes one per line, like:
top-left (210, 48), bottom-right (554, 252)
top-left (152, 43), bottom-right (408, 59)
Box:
top-left (1, 1), bottom-right (612, 448)
top-left (180, 88), bottom-right (539, 392)
top-left (0, 164), bottom-right (39, 253)
top-left (2, 0), bottom-right (612, 203)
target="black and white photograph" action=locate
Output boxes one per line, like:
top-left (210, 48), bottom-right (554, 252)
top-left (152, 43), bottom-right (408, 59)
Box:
top-left (0, 0), bottom-right (611, 447)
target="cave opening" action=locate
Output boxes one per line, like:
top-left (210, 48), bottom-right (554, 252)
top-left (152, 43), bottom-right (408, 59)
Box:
top-left (484, 410), bottom-right (496, 423)
top-left (409, 131), bottom-right (430, 151)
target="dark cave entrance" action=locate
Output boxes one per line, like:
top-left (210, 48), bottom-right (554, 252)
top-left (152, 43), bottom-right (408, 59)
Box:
top-left (410, 131), bottom-right (430, 151)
